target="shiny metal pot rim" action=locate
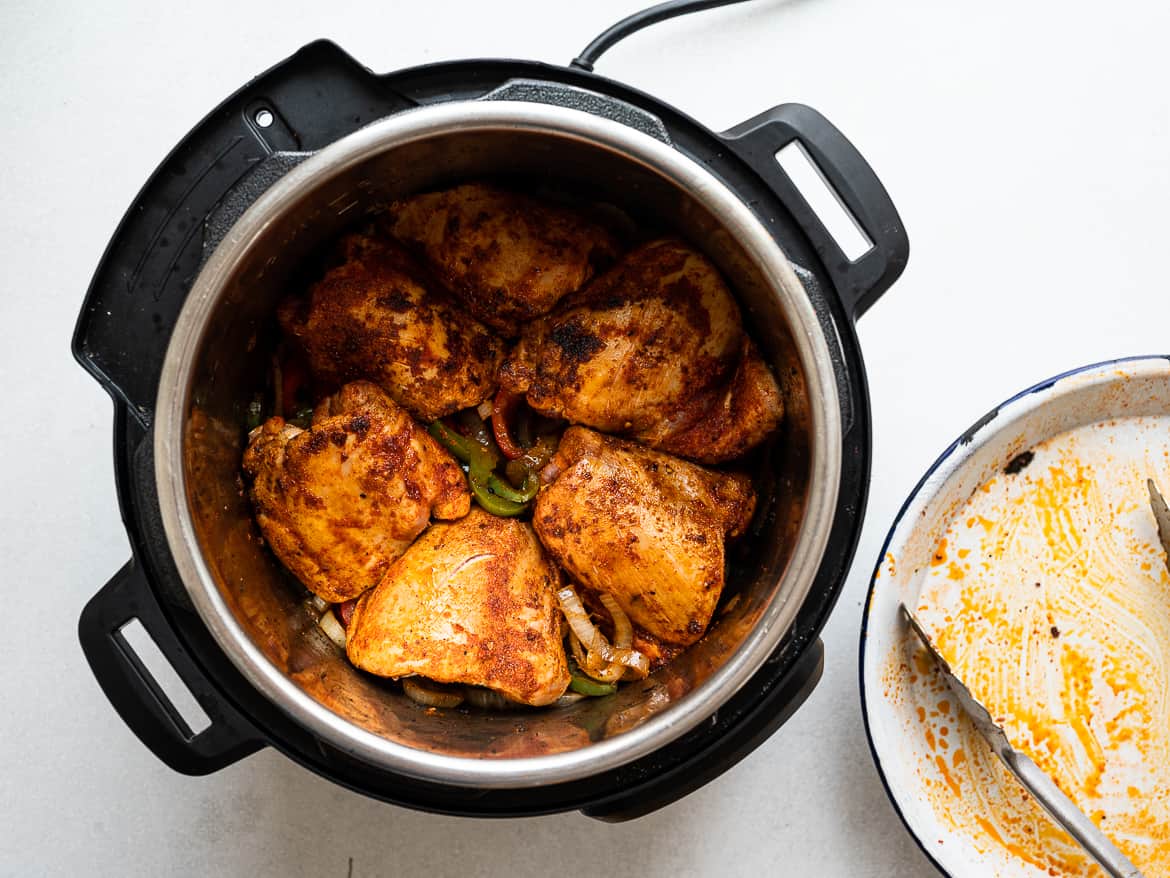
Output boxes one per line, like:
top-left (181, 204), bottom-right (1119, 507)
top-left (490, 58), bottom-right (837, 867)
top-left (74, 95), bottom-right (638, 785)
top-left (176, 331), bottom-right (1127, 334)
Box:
top-left (154, 99), bottom-right (843, 788)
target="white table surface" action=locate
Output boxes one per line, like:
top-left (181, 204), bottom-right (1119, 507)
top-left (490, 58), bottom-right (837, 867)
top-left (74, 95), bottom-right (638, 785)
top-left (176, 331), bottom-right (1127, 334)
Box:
top-left (5, 1), bottom-right (1169, 875)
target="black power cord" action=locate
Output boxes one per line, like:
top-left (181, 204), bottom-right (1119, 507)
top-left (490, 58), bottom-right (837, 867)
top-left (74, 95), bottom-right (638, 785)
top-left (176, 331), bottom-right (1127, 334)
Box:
top-left (570, 0), bottom-right (758, 72)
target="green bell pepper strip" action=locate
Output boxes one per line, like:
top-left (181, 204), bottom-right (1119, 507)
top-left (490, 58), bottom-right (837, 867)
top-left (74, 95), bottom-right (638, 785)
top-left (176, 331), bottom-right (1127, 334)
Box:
top-left (457, 409), bottom-right (498, 457)
top-left (468, 444), bottom-right (529, 516)
top-left (487, 470), bottom-right (539, 504)
top-left (468, 443), bottom-right (496, 482)
top-left (432, 415), bottom-right (536, 516)
top-left (470, 473), bottom-right (529, 517)
top-left (428, 420), bottom-right (479, 463)
top-left (569, 675), bottom-right (617, 697)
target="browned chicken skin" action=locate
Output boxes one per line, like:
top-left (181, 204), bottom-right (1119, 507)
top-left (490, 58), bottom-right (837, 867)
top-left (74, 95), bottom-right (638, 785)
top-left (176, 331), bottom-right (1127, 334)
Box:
top-left (278, 233), bottom-right (505, 422)
top-left (639, 336), bottom-right (784, 463)
top-left (346, 508), bottom-right (571, 706)
top-left (384, 183), bottom-right (619, 336)
top-left (242, 381), bottom-right (470, 603)
top-left (499, 238), bottom-right (784, 463)
top-left (534, 427), bottom-right (756, 647)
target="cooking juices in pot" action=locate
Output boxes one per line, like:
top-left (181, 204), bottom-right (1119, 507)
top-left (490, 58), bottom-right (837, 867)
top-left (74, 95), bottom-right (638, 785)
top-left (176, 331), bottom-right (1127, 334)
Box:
top-left (239, 181), bottom-right (785, 711)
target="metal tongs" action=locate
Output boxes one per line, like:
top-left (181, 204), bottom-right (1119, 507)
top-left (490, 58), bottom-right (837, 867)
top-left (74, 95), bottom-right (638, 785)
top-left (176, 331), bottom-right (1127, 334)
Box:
top-left (901, 480), bottom-right (1170, 876)
top-left (901, 606), bottom-right (1145, 877)
top-left (1147, 478), bottom-right (1170, 574)
top-left (893, 482), bottom-right (1170, 878)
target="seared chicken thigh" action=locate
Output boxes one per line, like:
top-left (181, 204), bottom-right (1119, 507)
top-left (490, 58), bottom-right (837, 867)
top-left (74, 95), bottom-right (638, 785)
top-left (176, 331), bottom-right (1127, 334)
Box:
top-left (243, 381), bottom-right (470, 603)
top-left (534, 427), bottom-right (756, 646)
top-left (384, 183), bottom-right (619, 336)
top-left (346, 508), bottom-right (571, 706)
top-left (639, 337), bottom-right (784, 463)
top-left (278, 234), bottom-right (505, 422)
top-left (499, 239), bottom-right (783, 463)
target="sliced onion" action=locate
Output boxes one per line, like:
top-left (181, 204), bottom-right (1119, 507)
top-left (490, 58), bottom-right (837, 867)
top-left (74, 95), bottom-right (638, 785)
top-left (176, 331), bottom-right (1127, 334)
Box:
top-left (317, 609), bottom-right (347, 649)
top-left (599, 593), bottom-right (632, 649)
top-left (556, 586), bottom-right (611, 657)
top-left (582, 637), bottom-right (625, 683)
top-left (539, 457), bottom-right (565, 485)
top-left (586, 658), bottom-right (625, 683)
top-left (476, 399), bottom-right (494, 420)
top-left (568, 630), bottom-right (590, 668)
top-left (402, 678), bottom-right (464, 708)
top-left (558, 585), bottom-right (650, 681)
top-left (611, 647), bottom-right (650, 678)
top-left (463, 687), bottom-right (512, 710)
top-left (307, 594), bottom-right (330, 616)
top-left (568, 627), bottom-right (619, 682)
top-left (554, 691), bottom-right (587, 706)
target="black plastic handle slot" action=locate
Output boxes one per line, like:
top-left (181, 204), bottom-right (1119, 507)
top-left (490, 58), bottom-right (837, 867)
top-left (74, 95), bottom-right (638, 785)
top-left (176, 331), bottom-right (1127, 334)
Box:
top-left (722, 103), bottom-right (909, 320)
top-left (79, 560), bottom-right (263, 775)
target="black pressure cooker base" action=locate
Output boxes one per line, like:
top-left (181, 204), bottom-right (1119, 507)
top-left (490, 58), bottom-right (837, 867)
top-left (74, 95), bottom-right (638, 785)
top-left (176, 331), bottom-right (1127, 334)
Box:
top-left (75, 39), bottom-right (905, 819)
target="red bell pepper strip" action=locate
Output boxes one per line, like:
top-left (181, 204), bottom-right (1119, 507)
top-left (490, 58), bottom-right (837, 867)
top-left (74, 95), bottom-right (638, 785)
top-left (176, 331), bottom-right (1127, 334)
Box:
top-left (280, 358), bottom-right (308, 418)
top-left (492, 390), bottom-right (525, 460)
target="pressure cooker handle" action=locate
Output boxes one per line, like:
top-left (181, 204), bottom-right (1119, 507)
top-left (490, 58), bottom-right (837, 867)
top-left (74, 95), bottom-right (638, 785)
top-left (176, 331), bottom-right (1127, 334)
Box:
top-left (72, 40), bottom-right (414, 428)
top-left (722, 104), bottom-right (909, 320)
top-left (79, 560), bottom-right (264, 775)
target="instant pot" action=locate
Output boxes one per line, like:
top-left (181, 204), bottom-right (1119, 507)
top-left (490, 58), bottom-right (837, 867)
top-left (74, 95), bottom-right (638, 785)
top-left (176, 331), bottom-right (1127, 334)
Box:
top-left (74, 21), bottom-right (907, 819)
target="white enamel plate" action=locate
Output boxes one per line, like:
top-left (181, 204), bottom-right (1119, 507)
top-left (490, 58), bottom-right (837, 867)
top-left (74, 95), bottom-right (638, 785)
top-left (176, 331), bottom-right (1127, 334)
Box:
top-left (860, 356), bottom-right (1170, 877)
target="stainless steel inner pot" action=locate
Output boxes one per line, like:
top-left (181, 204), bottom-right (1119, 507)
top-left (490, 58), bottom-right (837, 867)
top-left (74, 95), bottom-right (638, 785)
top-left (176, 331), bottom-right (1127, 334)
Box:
top-left (154, 99), bottom-right (842, 788)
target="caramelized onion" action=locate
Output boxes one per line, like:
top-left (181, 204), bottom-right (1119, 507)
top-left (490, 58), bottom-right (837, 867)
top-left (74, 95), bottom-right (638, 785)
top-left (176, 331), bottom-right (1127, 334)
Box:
top-left (557, 586), bottom-right (610, 656)
top-left (540, 457), bottom-right (565, 485)
top-left (584, 648), bottom-right (625, 684)
top-left (403, 678), bottom-right (464, 708)
top-left (612, 647), bottom-right (649, 678)
top-left (599, 593), bottom-right (632, 649)
top-left (463, 687), bottom-right (512, 710)
top-left (568, 630), bottom-right (590, 668)
top-left (559, 587), bottom-right (649, 682)
top-left (317, 609), bottom-right (347, 650)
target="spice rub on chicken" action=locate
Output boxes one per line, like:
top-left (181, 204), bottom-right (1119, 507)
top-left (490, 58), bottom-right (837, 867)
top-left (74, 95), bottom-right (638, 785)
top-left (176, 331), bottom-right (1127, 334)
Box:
top-left (384, 182), bottom-right (619, 336)
top-left (346, 508), bottom-right (571, 706)
top-left (533, 427), bottom-right (756, 647)
top-left (277, 233), bottom-right (505, 423)
top-left (242, 179), bottom-right (789, 710)
top-left (499, 238), bottom-right (784, 464)
top-left (242, 381), bottom-right (470, 603)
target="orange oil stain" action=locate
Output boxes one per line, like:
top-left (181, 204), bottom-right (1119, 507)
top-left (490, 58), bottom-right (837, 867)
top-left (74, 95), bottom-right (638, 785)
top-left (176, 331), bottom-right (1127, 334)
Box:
top-left (906, 416), bottom-right (1170, 876)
